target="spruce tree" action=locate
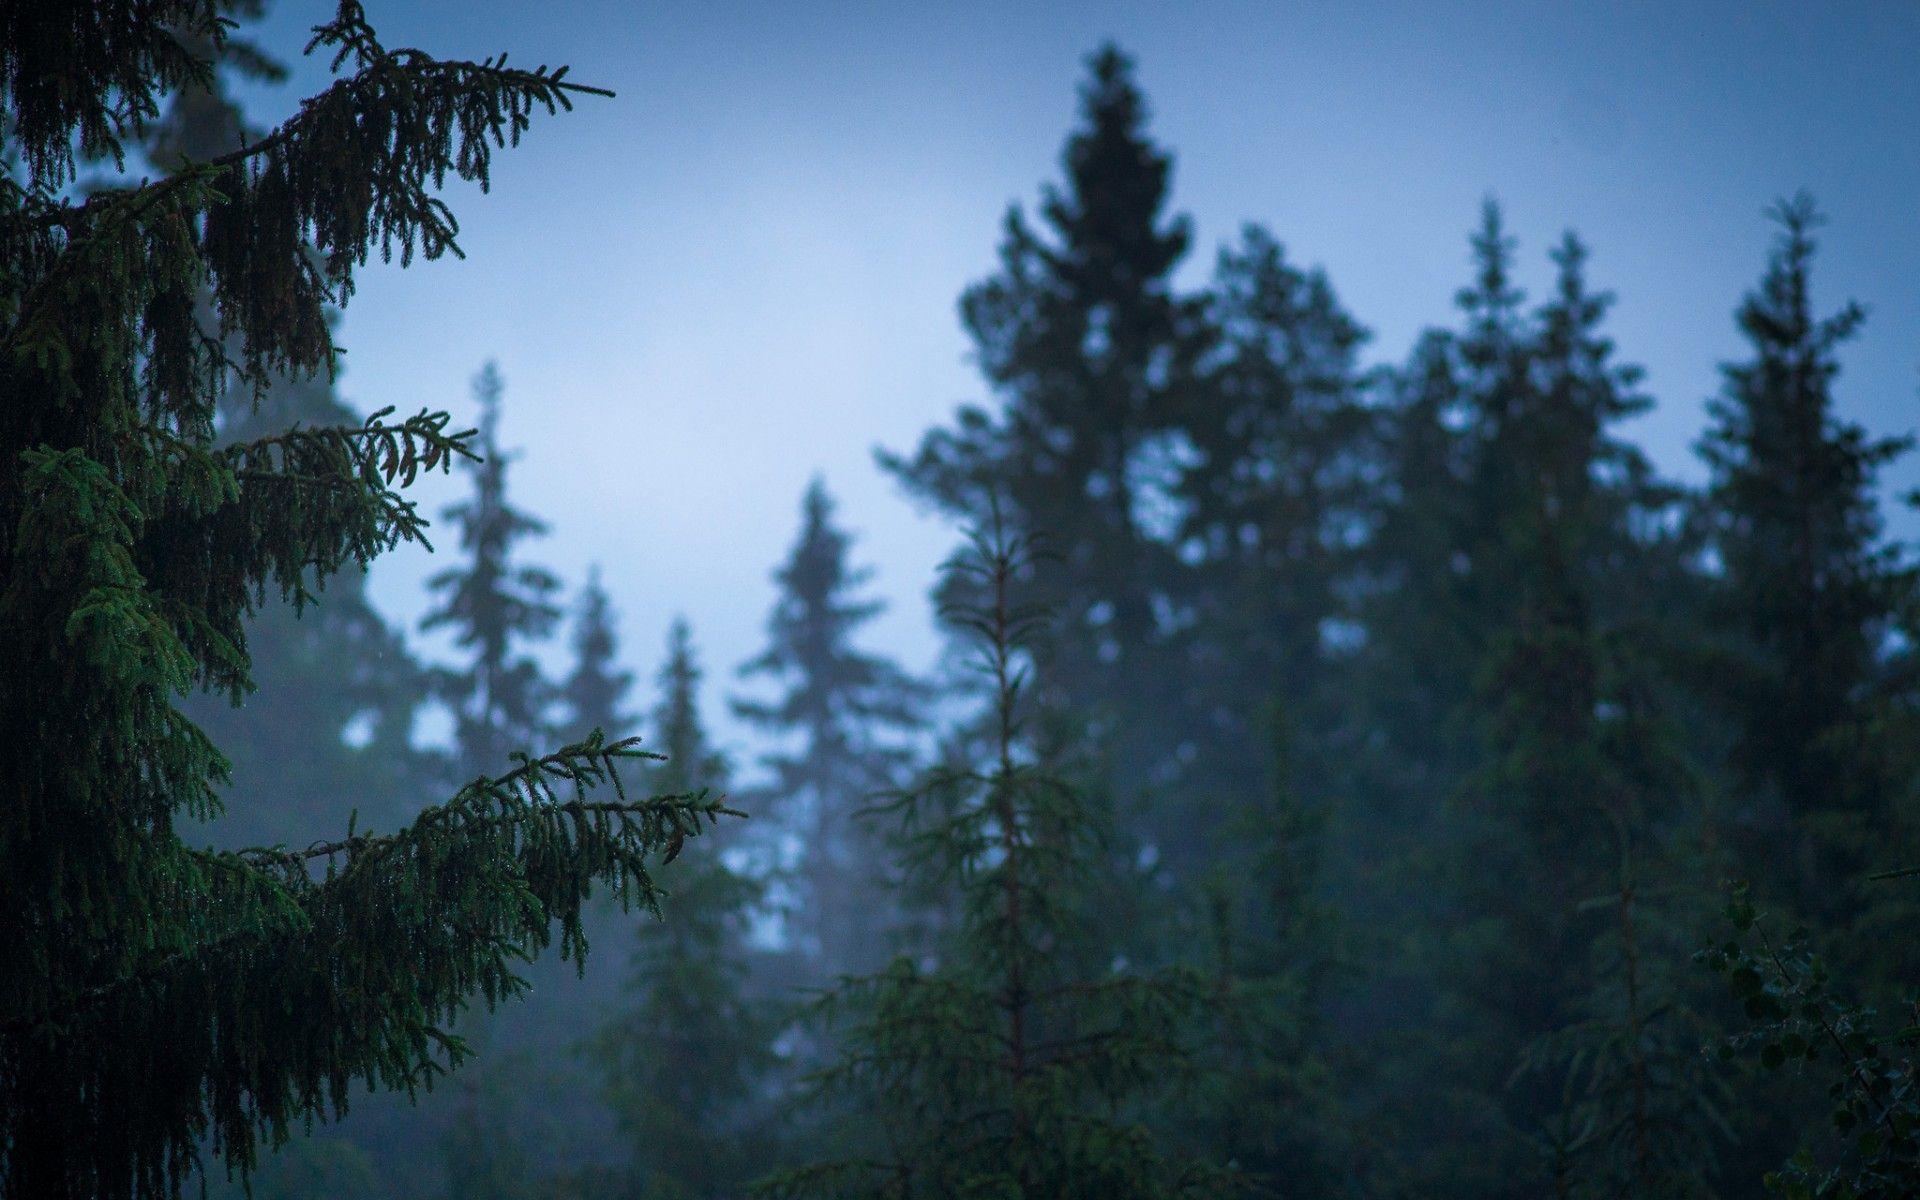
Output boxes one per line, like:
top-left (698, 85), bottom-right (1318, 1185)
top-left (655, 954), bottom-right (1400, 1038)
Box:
top-left (154, 1), bottom-right (430, 852)
top-left (422, 360), bottom-right (563, 780)
top-left (562, 565), bottom-right (636, 743)
top-left (1170, 223), bottom-right (1372, 841)
top-left (759, 514), bottom-right (1237, 1200)
top-left (1352, 210), bottom-right (1712, 1196)
top-left (734, 477), bottom-right (921, 976)
top-left (588, 618), bottom-right (774, 1200)
top-left (0, 6), bottom-right (731, 1196)
top-left (1696, 195), bottom-right (1917, 938)
top-left (1461, 229), bottom-right (1663, 1023)
top-left (880, 44), bottom-right (1213, 875)
top-left (1162, 225), bottom-right (1370, 1190)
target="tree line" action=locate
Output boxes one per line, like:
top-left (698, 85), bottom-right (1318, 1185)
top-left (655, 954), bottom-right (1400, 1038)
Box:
top-left (5, 4), bottom-right (1918, 1199)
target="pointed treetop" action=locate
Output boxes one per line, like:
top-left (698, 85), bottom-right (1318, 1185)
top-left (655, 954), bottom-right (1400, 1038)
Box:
top-left (1457, 198), bottom-right (1523, 338)
top-left (653, 617), bottom-right (727, 797)
top-left (1741, 192), bottom-right (1864, 362)
top-left (1038, 41), bottom-right (1191, 292)
top-left (563, 564), bottom-right (635, 741)
top-left (1539, 229), bottom-right (1644, 404)
top-left (736, 477), bottom-right (919, 748)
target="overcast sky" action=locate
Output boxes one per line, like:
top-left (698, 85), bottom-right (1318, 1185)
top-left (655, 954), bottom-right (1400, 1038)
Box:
top-left (237, 0), bottom-right (1920, 758)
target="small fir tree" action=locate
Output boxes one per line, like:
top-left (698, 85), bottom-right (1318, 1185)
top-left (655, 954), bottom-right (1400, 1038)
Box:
top-left (759, 512), bottom-right (1238, 1200)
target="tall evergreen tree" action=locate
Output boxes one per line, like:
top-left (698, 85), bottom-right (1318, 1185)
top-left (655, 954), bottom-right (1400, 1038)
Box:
top-left (760, 514), bottom-right (1237, 1200)
top-left (1696, 195), bottom-right (1917, 938)
top-left (1351, 210), bottom-right (1712, 1196)
top-left (880, 44), bottom-right (1213, 873)
top-left (1156, 225), bottom-right (1372, 1190)
top-left (422, 360), bottom-right (563, 780)
top-left (0, 6), bottom-right (730, 1195)
top-left (588, 618), bottom-right (774, 1200)
top-left (1170, 224), bottom-right (1373, 839)
top-left (734, 478), bottom-right (921, 975)
top-left (562, 565), bottom-right (636, 743)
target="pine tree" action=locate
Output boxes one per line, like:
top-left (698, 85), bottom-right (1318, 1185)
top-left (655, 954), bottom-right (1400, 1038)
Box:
top-left (0, 6), bottom-right (731, 1195)
top-left (562, 565), bottom-right (636, 743)
top-left (734, 478), bottom-right (921, 976)
top-left (653, 617), bottom-right (729, 798)
top-left (422, 360), bottom-right (563, 780)
top-left (759, 513), bottom-right (1238, 1200)
top-left (1696, 195), bottom-right (1917, 939)
top-left (880, 44), bottom-right (1213, 876)
top-left (588, 618), bottom-right (774, 1200)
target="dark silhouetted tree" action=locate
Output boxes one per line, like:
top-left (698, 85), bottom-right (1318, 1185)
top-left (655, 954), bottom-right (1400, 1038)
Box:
top-left (735, 478), bottom-right (921, 976)
top-left (0, 5), bottom-right (730, 1196)
top-left (1697, 196), bottom-right (1917, 939)
top-left (589, 617), bottom-right (774, 1200)
top-left (562, 565), bottom-right (636, 744)
top-left (880, 44), bottom-right (1213, 875)
top-left (1169, 225), bottom-right (1372, 822)
top-left (422, 361), bottom-right (563, 780)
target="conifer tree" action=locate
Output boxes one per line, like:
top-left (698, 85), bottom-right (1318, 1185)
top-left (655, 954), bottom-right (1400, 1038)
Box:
top-left (155, 24), bottom-right (431, 849)
top-left (760, 514), bottom-right (1237, 1200)
top-left (1469, 226), bottom-right (1712, 1194)
top-left (1351, 328), bottom-right (1477, 828)
top-left (1462, 228), bottom-right (1666, 1018)
top-left (1170, 224), bottom-right (1372, 840)
top-left (1161, 226), bottom-right (1370, 1191)
top-left (422, 360), bottom-right (563, 780)
top-left (1352, 211), bottom-right (1710, 1196)
top-left (1696, 196), bottom-right (1917, 938)
top-left (880, 44), bottom-right (1213, 874)
top-left (562, 565), bottom-right (636, 743)
top-left (735, 478), bottom-right (921, 975)
top-left (589, 618), bottom-right (774, 1200)
top-left (0, 6), bottom-right (731, 1195)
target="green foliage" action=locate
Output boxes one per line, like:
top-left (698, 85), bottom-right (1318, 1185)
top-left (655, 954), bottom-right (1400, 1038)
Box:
top-left (1704, 887), bottom-right (1920, 1199)
top-left (1517, 839), bottom-right (1730, 1199)
top-left (0, 5), bottom-right (735, 1196)
top-left (759, 512), bottom-right (1239, 1200)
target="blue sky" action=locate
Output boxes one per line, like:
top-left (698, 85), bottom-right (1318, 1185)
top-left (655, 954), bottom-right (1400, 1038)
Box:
top-left (237, 0), bottom-right (1920, 756)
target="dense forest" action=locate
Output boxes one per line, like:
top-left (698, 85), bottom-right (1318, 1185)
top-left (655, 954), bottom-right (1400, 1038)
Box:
top-left (4, 3), bottom-right (1919, 1199)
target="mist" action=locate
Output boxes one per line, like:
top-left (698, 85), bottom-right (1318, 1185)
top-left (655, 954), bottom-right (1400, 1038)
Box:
top-left (5, 3), bottom-right (1920, 1198)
